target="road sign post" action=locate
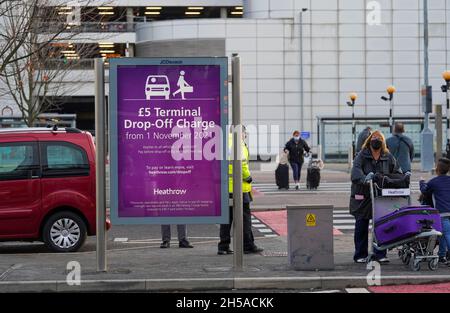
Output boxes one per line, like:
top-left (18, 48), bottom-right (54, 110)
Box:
top-left (95, 58), bottom-right (107, 272)
top-left (232, 54), bottom-right (244, 271)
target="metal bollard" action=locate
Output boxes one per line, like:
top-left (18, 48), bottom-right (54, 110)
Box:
top-left (348, 145), bottom-right (354, 173)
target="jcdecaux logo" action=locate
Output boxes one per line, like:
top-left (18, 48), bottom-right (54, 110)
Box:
top-left (160, 60), bottom-right (182, 65)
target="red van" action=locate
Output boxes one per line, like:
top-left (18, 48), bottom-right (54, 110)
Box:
top-left (0, 127), bottom-right (110, 252)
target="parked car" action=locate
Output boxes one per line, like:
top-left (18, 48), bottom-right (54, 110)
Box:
top-left (0, 127), bottom-right (111, 252)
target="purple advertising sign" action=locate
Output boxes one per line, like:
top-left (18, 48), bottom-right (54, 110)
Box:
top-left (110, 58), bottom-right (229, 225)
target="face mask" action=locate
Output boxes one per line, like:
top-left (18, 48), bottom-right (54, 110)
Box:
top-left (294, 136), bottom-right (300, 141)
top-left (370, 139), bottom-right (382, 150)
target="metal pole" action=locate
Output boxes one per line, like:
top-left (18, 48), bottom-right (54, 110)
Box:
top-left (299, 11), bottom-right (304, 132)
top-left (352, 106), bottom-right (356, 158)
top-left (232, 54), bottom-right (243, 271)
top-left (95, 58), bottom-right (107, 272)
top-left (389, 100), bottom-right (393, 134)
top-left (424, 0), bottom-right (429, 94)
top-left (446, 87), bottom-right (450, 158)
top-left (436, 105), bottom-right (443, 163)
top-left (424, 0), bottom-right (430, 131)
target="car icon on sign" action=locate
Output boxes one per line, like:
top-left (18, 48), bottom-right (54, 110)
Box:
top-left (145, 75), bottom-right (170, 100)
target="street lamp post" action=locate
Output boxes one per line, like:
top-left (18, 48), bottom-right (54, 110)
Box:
top-left (381, 85), bottom-right (396, 133)
top-left (347, 93), bottom-right (357, 158)
top-left (421, 0), bottom-right (434, 172)
top-left (442, 70), bottom-right (450, 158)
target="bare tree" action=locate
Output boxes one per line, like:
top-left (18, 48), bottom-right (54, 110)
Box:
top-left (0, 0), bottom-right (115, 126)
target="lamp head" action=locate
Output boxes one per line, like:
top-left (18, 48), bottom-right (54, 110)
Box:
top-left (349, 93), bottom-right (358, 102)
top-left (387, 85), bottom-right (396, 95)
top-left (443, 71), bottom-right (450, 83)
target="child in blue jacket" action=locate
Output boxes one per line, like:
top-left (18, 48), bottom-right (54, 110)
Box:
top-left (420, 158), bottom-right (450, 265)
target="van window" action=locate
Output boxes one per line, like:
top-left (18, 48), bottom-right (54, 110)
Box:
top-left (0, 142), bottom-right (39, 181)
top-left (41, 142), bottom-right (89, 178)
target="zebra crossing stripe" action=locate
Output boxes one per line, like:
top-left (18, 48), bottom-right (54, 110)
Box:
top-left (345, 288), bottom-right (370, 293)
top-left (252, 182), bottom-right (421, 195)
top-left (252, 224), bottom-right (267, 228)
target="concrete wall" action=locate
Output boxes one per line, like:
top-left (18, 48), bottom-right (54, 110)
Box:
top-left (4, 0), bottom-right (449, 158)
top-left (136, 0), bottom-right (450, 157)
top-left (136, 38), bottom-right (225, 57)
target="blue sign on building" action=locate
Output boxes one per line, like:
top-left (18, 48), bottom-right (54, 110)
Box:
top-left (301, 131), bottom-right (311, 140)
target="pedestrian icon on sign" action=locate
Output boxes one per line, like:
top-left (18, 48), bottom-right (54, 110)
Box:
top-left (173, 71), bottom-right (193, 100)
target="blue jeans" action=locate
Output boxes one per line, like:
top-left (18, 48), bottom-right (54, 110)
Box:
top-left (290, 162), bottom-right (303, 182)
top-left (354, 218), bottom-right (386, 261)
top-left (439, 217), bottom-right (450, 258)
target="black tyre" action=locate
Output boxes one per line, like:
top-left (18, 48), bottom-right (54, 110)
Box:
top-left (42, 211), bottom-right (87, 253)
top-left (428, 258), bottom-right (439, 271)
top-left (409, 257), bottom-right (421, 272)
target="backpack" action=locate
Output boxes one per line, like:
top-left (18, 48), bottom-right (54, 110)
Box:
top-left (393, 135), bottom-right (413, 156)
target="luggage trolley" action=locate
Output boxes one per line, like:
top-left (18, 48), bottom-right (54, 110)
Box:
top-left (368, 175), bottom-right (442, 271)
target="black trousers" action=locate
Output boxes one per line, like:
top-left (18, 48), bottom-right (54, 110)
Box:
top-left (218, 199), bottom-right (255, 251)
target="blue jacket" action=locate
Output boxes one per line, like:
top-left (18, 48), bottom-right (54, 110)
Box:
top-left (386, 134), bottom-right (414, 173)
top-left (420, 176), bottom-right (450, 217)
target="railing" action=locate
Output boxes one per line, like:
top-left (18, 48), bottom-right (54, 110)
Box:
top-left (0, 114), bottom-right (77, 129)
top-left (38, 22), bottom-right (136, 33)
top-left (43, 59), bottom-right (112, 70)
top-left (43, 58), bottom-right (94, 70)
top-left (317, 116), bottom-right (447, 162)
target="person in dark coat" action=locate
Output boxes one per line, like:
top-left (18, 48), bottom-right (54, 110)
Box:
top-left (284, 130), bottom-right (310, 190)
top-left (386, 123), bottom-right (414, 173)
top-left (350, 130), bottom-right (402, 264)
top-left (356, 127), bottom-right (372, 154)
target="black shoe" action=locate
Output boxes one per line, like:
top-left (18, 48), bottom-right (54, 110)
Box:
top-left (160, 241), bottom-right (170, 249)
top-left (217, 249), bottom-right (234, 255)
top-left (244, 246), bottom-right (264, 254)
top-left (179, 240), bottom-right (194, 248)
top-left (439, 257), bottom-right (448, 264)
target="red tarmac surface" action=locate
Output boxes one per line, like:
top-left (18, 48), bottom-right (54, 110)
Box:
top-left (253, 210), bottom-right (343, 236)
top-left (370, 282), bottom-right (450, 293)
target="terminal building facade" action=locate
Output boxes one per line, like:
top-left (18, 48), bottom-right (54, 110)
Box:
top-left (1, 0), bottom-right (450, 160)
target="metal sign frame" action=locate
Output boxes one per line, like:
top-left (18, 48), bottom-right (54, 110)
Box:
top-left (109, 57), bottom-right (229, 225)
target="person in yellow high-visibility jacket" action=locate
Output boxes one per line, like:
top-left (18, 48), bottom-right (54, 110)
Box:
top-left (218, 127), bottom-right (264, 255)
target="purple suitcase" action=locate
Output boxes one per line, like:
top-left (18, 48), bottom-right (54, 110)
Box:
top-left (374, 206), bottom-right (442, 246)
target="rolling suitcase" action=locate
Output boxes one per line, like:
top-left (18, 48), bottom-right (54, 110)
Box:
top-left (307, 168), bottom-right (320, 190)
top-left (275, 163), bottom-right (289, 190)
top-left (374, 206), bottom-right (442, 246)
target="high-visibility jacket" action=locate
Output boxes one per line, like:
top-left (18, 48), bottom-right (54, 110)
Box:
top-left (229, 140), bottom-right (252, 194)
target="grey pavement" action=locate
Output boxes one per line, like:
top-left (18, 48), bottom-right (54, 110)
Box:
top-left (0, 162), bottom-right (446, 293)
top-left (1, 227), bottom-right (450, 292)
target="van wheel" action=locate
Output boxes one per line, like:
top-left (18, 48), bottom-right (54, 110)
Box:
top-left (43, 212), bottom-right (87, 253)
